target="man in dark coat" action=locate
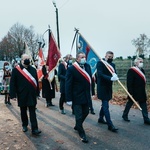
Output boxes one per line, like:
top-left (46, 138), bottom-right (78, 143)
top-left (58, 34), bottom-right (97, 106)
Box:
top-left (58, 54), bottom-right (72, 114)
top-left (10, 54), bottom-right (41, 135)
top-left (122, 57), bottom-right (150, 125)
top-left (97, 51), bottom-right (119, 132)
top-left (42, 65), bottom-right (56, 107)
top-left (65, 52), bottom-right (93, 143)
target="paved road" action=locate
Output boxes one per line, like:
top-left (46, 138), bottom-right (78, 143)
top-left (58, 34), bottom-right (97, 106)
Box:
top-left (0, 93), bottom-right (150, 150)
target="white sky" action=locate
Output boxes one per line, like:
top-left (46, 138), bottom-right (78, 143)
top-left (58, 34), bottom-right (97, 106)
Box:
top-left (1, 0), bottom-right (150, 58)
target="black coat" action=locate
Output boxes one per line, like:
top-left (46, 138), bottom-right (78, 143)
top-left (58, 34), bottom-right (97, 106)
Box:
top-left (127, 68), bottom-right (147, 102)
top-left (42, 65), bottom-right (55, 99)
top-left (65, 62), bottom-right (92, 105)
top-left (58, 62), bottom-right (67, 93)
top-left (10, 64), bottom-right (39, 107)
top-left (96, 60), bottom-right (116, 101)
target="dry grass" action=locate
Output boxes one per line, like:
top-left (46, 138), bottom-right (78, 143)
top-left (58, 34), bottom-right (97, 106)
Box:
top-left (111, 82), bottom-right (150, 112)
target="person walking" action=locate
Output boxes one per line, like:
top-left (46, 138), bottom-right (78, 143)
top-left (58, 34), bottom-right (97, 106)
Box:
top-left (122, 57), bottom-right (150, 125)
top-left (42, 65), bottom-right (56, 107)
top-left (65, 51), bottom-right (93, 143)
top-left (10, 54), bottom-right (41, 135)
top-left (96, 51), bottom-right (119, 132)
top-left (2, 62), bottom-right (11, 105)
top-left (58, 54), bottom-right (72, 114)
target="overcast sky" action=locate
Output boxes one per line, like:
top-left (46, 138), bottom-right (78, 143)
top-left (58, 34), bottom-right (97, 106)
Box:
top-left (1, 0), bottom-right (150, 58)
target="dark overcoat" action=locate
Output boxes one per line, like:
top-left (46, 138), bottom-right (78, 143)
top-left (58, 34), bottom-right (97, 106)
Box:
top-left (42, 65), bottom-right (55, 99)
top-left (65, 62), bottom-right (92, 105)
top-left (96, 60), bottom-right (116, 101)
top-left (10, 64), bottom-right (39, 107)
top-left (58, 62), bottom-right (67, 94)
top-left (127, 68), bottom-right (147, 102)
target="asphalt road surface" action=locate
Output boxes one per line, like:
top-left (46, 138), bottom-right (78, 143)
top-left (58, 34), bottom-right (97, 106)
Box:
top-left (0, 93), bottom-right (150, 150)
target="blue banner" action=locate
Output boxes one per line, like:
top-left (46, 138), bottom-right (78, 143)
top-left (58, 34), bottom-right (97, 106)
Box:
top-left (78, 33), bottom-right (100, 76)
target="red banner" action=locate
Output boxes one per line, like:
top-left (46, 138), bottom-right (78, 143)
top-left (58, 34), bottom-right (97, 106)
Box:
top-left (46, 31), bottom-right (61, 72)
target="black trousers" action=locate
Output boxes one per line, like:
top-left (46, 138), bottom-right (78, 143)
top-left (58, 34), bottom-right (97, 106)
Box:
top-left (20, 106), bottom-right (38, 131)
top-left (123, 100), bottom-right (149, 121)
top-left (74, 104), bottom-right (89, 137)
top-left (89, 99), bottom-right (94, 112)
top-left (46, 97), bottom-right (52, 105)
top-left (59, 93), bottom-right (66, 110)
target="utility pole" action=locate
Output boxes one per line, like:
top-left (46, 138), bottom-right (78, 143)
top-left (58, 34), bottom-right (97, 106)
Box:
top-left (52, 0), bottom-right (60, 49)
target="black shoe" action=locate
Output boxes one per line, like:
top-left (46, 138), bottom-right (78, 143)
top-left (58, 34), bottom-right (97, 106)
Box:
top-left (80, 136), bottom-right (88, 143)
top-left (122, 116), bottom-right (130, 122)
top-left (74, 126), bottom-right (78, 131)
top-left (108, 125), bottom-right (118, 132)
top-left (22, 126), bottom-right (28, 132)
top-left (49, 104), bottom-right (55, 106)
top-left (32, 130), bottom-right (41, 135)
top-left (91, 111), bottom-right (95, 115)
top-left (144, 119), bottom-right (150, 125)
top-left (98, 119), bottom-right (107, 124)
top-left (7, 102), bottom-right (11, 105)
top-left (60, 109), bottom-right (66, 114)
top-left (45, 103), bottom-right (49, 107)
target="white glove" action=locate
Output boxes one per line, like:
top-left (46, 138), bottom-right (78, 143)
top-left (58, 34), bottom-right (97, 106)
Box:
top-left (112, 73), bottom-right (118, 77)
top-left (111, 73), bottom-right (119, 81)
top-left (66, 101), bottom-right (72, 106)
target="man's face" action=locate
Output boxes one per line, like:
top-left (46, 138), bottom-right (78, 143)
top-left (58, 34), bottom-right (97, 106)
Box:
top-left (69, 56), bottom-right (72, 61)
top-left (21, 55), bottom-right (30, 65)
top-left (105, 53), bottom-right (114, 61)
top-left (22, 56), bottom-right (30, 61)
top-left (66, 55), bottom-right (72, 62)
top-left (137, 59), bottom-right (143, 66)
top-left (77, 53), bottom-right (86, 63)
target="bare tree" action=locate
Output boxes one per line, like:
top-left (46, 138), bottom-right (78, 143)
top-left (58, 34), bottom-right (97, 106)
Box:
top-left (0, 22), bottom-right (42, 61)
top-left (132, 34), bottom-right (150, 57)
top-left (0, 35), bottom-right (15, 61)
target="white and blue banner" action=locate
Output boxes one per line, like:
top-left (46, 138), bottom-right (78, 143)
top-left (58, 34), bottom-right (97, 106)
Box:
top-left (78, 33), bottom-right (100, 76)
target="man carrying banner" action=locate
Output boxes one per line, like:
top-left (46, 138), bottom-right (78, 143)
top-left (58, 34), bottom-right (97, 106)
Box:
top-left (10, 54), bottom-right (41, 135)
top-left (122, 57), bottom-right (150, 125)
top-left (97, 51), bottom-right (119, 132)
top-left (65, 51), bottom-right (93, 143)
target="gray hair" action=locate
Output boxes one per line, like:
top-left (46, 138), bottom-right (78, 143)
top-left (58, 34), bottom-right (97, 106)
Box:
top-left (21, 54), bottom-right (30, 60)
top-left (76, 51), bottom-right (85, 59)
top-left (106, 51), bottom-right (114, 55)
top-left (134, 57), bottom-right (143, 65)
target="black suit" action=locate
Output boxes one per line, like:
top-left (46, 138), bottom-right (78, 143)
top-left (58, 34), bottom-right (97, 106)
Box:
top-left (96, 60), bottom-right (116, 127)
top-left (42, 65), bottom-right (56, 105)
top-left (10, 64), bottom-right (40, 131)
top-left (58, 62), bottom-right (67, 110)
top-left (97, 60), bottom-right (116, 101)
top-left (127, 68), bottom-right (147, 102)
top-left (123, 67), bottom-right (149, 122)
top-left (65, 62), bottom-right (92, 138)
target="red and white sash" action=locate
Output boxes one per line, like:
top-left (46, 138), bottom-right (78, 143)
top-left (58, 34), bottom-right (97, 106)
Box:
top-left (16, 65), bottom-right (37, 89)
top-left (101, 59), bottom-right (115, 73)
top-left (73, 62), bottom-right (91, 84)
top-left (131, 66), bottom-right (146, 83)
